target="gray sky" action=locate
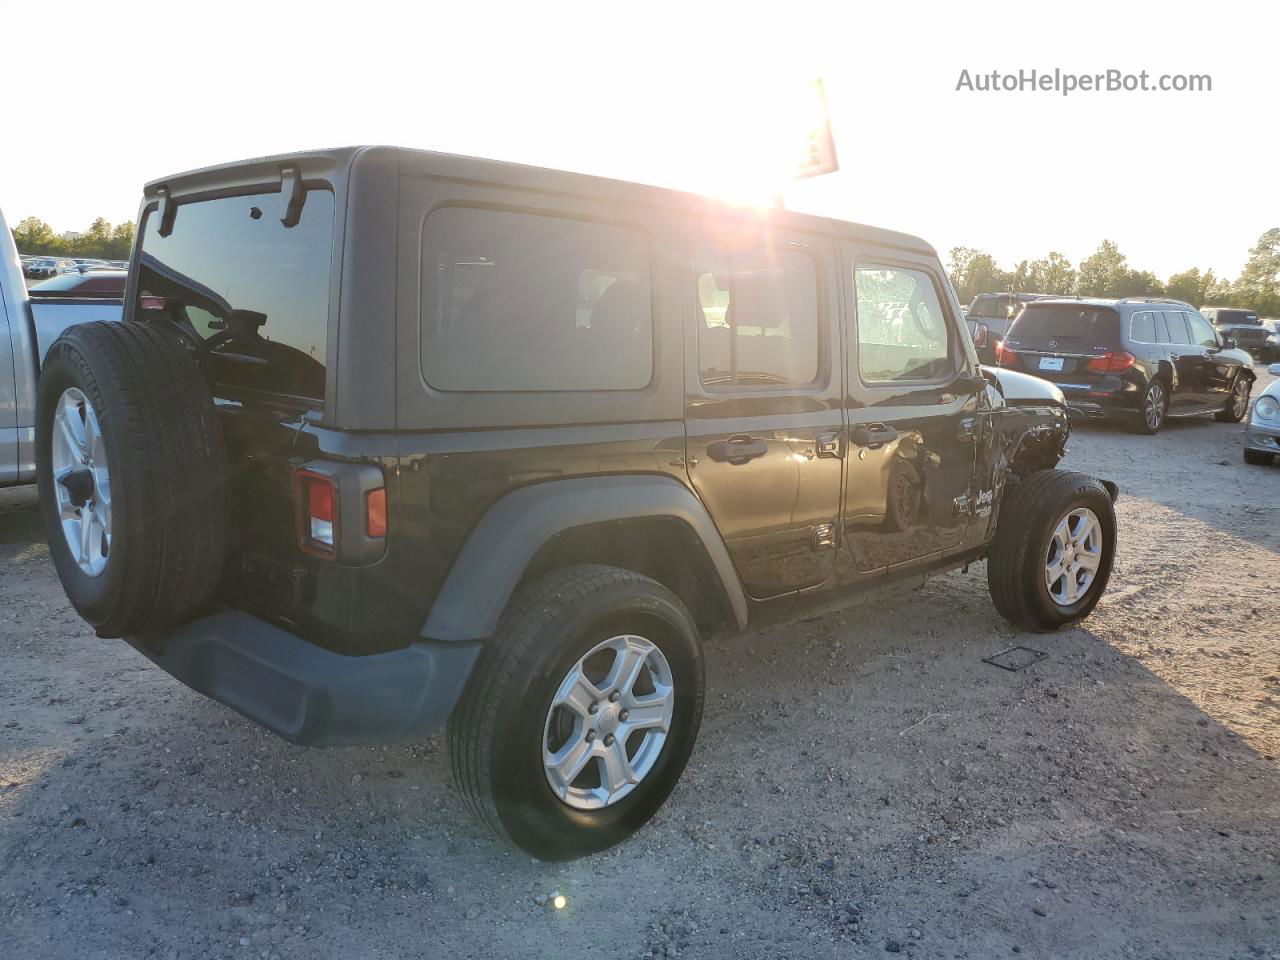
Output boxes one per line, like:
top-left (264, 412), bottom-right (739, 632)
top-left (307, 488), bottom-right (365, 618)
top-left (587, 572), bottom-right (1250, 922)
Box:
top-left (4, 0), bottom-right (1276, 279)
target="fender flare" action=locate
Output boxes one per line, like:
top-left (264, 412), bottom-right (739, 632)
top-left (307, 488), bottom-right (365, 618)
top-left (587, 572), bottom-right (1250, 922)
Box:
top-left (421, 475), bottom-right (748, 642)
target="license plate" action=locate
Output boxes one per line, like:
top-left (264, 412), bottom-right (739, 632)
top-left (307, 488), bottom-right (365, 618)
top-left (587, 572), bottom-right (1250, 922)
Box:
top-left (1038, 356), bottom-right (1065, 371)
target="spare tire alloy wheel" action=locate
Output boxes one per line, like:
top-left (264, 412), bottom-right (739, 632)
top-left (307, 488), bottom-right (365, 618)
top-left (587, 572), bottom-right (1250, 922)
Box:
top-left (36, 321), bottom-right (227, 637)
top-left (51, 387), bottom-right (112, 577)
top-left (1043, 507), bottom-right (1103, 608)
top-left (543, 634), bottom-right (675, 810)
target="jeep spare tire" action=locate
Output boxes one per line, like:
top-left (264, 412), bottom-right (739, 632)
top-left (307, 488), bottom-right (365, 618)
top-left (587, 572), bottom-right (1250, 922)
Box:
top-left (36, 321), bottom-right (227, 637)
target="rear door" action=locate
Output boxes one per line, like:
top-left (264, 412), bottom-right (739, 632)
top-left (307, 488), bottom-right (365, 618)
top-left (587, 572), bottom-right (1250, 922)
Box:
top-left (840, 254), bottom-right (981, 575)
top-left (1161, 310), bottom-right (1208, 408)
top-left (684, 229), bottom-right (844, 598)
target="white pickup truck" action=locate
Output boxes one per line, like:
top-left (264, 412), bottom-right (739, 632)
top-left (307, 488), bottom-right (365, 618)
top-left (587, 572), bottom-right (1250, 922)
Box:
top-left (1, 208), bottom-right (123, 485)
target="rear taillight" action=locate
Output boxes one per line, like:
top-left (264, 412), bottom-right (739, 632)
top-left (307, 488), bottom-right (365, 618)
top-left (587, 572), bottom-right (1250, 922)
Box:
top-left (365, 488), bottom-right (387, 538)
top-left (1086, 350), bottom-right (1137, 373)
top-left (994, 339), bottom-right (1018, 367)
top-left (295, 470), bottom-right (338, 557)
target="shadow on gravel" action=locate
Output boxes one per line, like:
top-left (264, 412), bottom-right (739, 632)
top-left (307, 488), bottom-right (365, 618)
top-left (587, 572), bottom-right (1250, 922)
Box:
top-left (2, 552), bottom-right (1279, 959)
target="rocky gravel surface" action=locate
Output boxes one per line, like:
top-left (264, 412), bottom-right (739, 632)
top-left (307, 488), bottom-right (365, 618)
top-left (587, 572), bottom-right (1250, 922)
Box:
top-left (1, 367), bottom-right (1277, 959)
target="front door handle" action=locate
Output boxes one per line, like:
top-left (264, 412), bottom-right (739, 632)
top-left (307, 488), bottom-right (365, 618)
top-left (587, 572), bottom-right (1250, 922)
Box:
top-left (707, 435), bottom-right (768, 464)
top-left (850, 423), bottom-right (899, 448)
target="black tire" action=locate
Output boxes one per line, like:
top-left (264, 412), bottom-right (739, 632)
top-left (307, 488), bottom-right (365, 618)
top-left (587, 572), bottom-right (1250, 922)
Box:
top-left (1215, 377), bottom-right (1251, 423)
top-left (1243, 449), bottom-right (1275, 466)
top-left (36, 321), bottom-right (227, 637)
top-left (448, 564), bottom-right (704, 861)
top-left (1132, 379), bottom-right (1167, 434)
top-left (987, 470), bottom-right (1117, 632)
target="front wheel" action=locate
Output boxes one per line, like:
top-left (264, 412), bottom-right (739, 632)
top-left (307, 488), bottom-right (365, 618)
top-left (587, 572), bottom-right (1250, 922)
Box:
top-left (448, 565), bottom-right (704, 860)
top-left (1215, 378), bottom-right (1251, 423)
top-left (1244, 448), bottom-right (1275, 466)
top-left (988, 471), bottom-right (1117, 632)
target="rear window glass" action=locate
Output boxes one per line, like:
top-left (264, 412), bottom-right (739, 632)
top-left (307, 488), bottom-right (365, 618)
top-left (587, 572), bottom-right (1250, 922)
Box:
top-left (420, 207), bottom-right (652, 392)
top-left (696, 240), bottom-right (820, 389)
top-left (1009, 305), bottom-right (1119, 343)
top-left (1213, 310), bottom-right (1259, 325)
top-left (136, 189), bottom-right (334, 401)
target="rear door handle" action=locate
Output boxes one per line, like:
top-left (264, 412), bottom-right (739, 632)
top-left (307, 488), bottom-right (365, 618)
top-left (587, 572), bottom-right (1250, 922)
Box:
top-left (707, 435), bottom-right (768, 464)
top-left (850, 423), bottom-right (899, 448)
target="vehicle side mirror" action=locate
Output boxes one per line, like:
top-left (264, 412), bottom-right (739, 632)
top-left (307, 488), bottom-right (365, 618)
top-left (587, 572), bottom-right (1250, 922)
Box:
top-left (971, 321), bottom-right (989, 348)
top-left (1222, 336), bottom-right (1236, 350)
top-left (1269, 363), bottom-right (1280, 376)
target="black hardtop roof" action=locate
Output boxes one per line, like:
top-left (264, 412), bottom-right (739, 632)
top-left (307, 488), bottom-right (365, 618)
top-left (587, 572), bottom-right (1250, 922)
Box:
top-left (144, 145), bottom-right (936, 257)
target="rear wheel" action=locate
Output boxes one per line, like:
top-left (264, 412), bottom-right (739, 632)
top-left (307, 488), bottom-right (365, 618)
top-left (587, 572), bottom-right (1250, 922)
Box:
top-left (1215, 378), bottom-right (1251, 423)
top-left (448, 565), bottom-right (704, 860)
top-left (1133, 379), bottom-right (1167, 434)
top-left (988, 470), bottom-right (1117, 631)
top-left (1244, 448), bottom-right (1275, 466)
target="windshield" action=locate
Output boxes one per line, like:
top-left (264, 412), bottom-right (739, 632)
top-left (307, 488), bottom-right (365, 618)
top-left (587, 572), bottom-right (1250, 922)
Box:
top-left (135, 189), bottom-right (335, 401)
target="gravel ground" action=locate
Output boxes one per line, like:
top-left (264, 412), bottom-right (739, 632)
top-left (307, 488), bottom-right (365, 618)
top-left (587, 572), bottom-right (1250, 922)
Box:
top-left (2, 368), bottom-right (1278, 960)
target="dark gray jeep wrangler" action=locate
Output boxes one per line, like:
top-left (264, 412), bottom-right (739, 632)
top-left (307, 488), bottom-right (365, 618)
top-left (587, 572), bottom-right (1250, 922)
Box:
top-left (36, 146), bottom-right (1117, 859)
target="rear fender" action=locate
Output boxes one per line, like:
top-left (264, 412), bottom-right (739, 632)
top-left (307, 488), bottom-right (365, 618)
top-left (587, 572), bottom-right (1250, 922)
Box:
top-left (421, 475), bottom-right (748, 642)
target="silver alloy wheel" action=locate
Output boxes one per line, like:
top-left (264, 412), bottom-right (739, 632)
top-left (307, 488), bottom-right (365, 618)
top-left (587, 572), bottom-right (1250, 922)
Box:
top-left (1144, 382), bottom-right (1165, 430)
top-left (1231, 380), bottom-right (1249, 419)
top-left (1044, 507), bottom-right (1102, 607)
top-left (542, 634), bottom-right (675, 810)
top-left (51, 387), bottom-right (112, 577)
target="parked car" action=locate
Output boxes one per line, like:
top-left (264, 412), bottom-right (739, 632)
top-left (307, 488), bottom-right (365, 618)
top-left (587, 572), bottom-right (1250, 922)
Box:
top-left (997, 297), bottom-right (1255, 434)
top-left (29, 270), bottom-right (127, 298)
top-left (966, 292), bottom-right (1061, 363)
top-left (1258, 319), bottom-right (1280, 364)
top-left (1243, 363), bottom-right (1280, 465)
top-left (34, 147), bottom-right (1118, 860)
top-left (0, 213), bottom-right (124, 486)
top-left (1201, 306), bottom-right (1274, 362)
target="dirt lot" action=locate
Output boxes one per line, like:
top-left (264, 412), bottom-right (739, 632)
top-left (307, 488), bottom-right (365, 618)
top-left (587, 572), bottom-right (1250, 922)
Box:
top-left (2, 370), bottom-right (1278, 960)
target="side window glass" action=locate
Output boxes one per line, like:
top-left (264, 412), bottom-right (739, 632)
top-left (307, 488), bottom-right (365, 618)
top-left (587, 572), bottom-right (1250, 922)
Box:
top-left (1187, 312), bottom-right (1218, 348)
top-left (1131, 311), bottom-right (1155, 343)
top-left (1154, 312), bottom-right (1171, 343)
top-left (1162, 310), bottom-right (1192, 345)
top-left (695, 240), bottom-right (820, 389)
top-left (420, 207), bottom-right (652, 392)
top-left (854, 265), bottom-right (953, 382)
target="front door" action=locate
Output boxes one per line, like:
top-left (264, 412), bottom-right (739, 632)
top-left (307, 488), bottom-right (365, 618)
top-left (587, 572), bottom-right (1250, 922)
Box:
top-left (684, 230), bottom-right (844, 599)
top-left (840, 255), bottom-right (982, 575)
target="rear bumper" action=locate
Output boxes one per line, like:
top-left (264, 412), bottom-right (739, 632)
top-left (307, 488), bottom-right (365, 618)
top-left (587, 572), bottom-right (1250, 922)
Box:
top-left (127, 610), bottom-right (481, 747)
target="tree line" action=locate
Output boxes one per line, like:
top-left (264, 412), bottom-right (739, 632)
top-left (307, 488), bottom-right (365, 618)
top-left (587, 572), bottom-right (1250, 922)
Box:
top-left (950, 228), bottom-right (1280, 317)
top-left (11, 216), bottom-right (135, 261)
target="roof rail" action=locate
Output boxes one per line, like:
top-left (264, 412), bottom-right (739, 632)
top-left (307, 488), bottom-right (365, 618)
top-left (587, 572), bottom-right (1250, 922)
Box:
top-left (1115, 297), bottom-right (1193, 308)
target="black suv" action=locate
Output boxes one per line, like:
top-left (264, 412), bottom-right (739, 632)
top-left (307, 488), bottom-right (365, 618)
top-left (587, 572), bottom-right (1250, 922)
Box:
top-left (1202, 306), bottom-right (1276, 362)
top-left (35, 147), bottom-right (1118, 860)
top-left (997, 298), bottom-right (1256, 434)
